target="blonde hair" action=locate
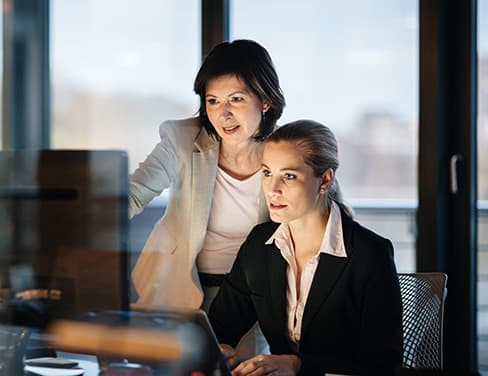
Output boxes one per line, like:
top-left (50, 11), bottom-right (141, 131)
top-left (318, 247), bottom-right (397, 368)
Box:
top-left (266, 120), bottom-right (353, 218)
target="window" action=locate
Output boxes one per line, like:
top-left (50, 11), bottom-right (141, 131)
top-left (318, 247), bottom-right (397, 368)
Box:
top-left (478, 1), bottom-right (488, 372)
top-left (0, 11), bottom-right (3, 147)
top-left (231, 0), bottom-right (418, 271)
top-left (51, 0), bottom-right (200, 172)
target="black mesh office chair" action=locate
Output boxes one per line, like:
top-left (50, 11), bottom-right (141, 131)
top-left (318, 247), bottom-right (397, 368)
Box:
top-left (398, 273), bottom-right (448, 369)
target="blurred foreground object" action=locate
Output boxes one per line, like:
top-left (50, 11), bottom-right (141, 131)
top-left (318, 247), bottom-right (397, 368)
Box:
top-left (0, 150), bottom-right (130, 330)
top-left (0, 325), bottom-right (30, 376)
top-left (47, 309), bottom-right (228, 375)
top-left (48, 320), bottom-right (180, 362)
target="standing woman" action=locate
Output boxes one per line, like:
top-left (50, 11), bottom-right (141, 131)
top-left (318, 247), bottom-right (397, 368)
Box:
top-left (128, 40), bottom-right (285, 352)
top-left (209, 120), bottom-right (403, 375)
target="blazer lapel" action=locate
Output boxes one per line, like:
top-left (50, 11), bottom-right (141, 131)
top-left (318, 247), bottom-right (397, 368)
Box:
top-left (300, 254), bottom-right (348, 335)
top-left (189, 130), bottom-right (219, 256)
top-left (267, 243), bottom-right (288, 338)
top-left (301, 208), bottom-right (355, 335)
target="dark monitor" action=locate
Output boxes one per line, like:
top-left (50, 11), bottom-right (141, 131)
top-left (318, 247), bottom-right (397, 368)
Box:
top-left (0, 150), bottom-right (129, 328)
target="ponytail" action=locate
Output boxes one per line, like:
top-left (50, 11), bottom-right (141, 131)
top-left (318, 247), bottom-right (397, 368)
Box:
top-left (327, 177), bottom-right (354, 218)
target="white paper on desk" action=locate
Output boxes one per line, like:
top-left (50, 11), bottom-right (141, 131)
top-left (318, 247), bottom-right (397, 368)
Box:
top-left (24, 365), bottom-right (84, 376)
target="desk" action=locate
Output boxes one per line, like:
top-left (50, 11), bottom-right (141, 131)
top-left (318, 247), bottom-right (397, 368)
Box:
top-left (2, 309), bottom-right (222, 375)
top-left (56, 352), bottom-right (99, 375)
top-left (27, 352), bottom-right (167, 375)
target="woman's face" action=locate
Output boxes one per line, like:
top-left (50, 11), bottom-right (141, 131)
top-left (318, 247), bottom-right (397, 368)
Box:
top-left (262, 141), bottom-right (326, 225)
top-left (205, 74), bottom-right (268, 146)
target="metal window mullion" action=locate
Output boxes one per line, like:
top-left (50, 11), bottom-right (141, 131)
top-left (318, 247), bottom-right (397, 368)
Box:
top-left (2, 0), bottom-right (50, 150)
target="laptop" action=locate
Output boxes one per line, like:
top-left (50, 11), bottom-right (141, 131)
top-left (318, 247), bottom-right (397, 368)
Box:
top-left (76, 309), bottom-right (232, 375)
top-left (191, 309), bottom-right (233, 375)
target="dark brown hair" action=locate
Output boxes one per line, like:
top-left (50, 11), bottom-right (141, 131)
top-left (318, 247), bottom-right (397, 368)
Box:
top-left (193, 39), bottom-right (285, 140)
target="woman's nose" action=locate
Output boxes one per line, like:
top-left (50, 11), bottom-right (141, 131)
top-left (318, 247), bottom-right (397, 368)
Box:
top-left (266, 179), bottom-right (282, 196)
top-left (222, 103), bottom-right (232, 119)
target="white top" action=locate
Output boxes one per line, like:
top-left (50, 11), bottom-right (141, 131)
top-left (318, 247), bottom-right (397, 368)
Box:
top-left (197, 166), bottom-right (262, 274)
top-left (130, 118), bottom-right (269, 310)
top-left (265, 201), bottom-right (347, 344)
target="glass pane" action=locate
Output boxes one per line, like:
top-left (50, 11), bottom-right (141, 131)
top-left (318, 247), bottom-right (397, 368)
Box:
top-left (0, 150), bottom-right (129, 326)
top-left (478, 0), bottom-right (488, 373)
top-left (231, 0), bottom-right (418, 272)
top-left (50, 0), bottom-right (200, 173)
top-left (0, 11), bottom-right (2, 148)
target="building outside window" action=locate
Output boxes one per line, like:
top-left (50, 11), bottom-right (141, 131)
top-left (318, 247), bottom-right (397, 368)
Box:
top-left (50, 0), bottom-right (200, 173)
top-left (231, 0), bottom-right (419, 273)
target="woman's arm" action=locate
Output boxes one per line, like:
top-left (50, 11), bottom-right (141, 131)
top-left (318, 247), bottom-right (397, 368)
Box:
top-left (208, 239), bottom-right (258, 348)
top-left (128, 121), bottom-right (178, 218)
top-left (358, 238), bottom-right (403, 373)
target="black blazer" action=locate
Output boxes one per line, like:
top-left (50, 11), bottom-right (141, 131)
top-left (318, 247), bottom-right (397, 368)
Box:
top-left (209, 208), bottom-right (403, 375)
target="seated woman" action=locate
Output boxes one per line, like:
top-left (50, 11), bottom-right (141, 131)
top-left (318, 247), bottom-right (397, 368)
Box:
top-left (208, 120), bottom-right (403, 375)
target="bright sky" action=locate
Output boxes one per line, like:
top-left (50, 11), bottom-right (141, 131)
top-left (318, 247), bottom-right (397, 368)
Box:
top-left (231, 0), bottom-right (418, 131)
top-left (49, 0), bottom-right (488, 135)
top-left (51, 0), bottom-right (419, 134)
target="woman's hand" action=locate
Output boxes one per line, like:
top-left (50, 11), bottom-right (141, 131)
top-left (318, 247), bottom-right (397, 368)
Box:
top-left (231, 354), bottom-right (301, 376)
top-left (220, 344), bottom-right (238, 368)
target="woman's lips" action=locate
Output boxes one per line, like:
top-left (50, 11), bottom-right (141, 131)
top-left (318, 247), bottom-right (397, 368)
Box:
top-left (269, 203), bottom-right (287, 210)
top-left (223, 125), bottom-right (239, 134)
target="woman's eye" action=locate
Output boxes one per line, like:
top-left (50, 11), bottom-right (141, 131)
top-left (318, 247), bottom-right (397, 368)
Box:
top-left (284, 173), bottom-right (297, 180)
top-left (230, 96), bottom-right (244, 103)
top-left (206, 98), bottom-right (218, 105)
top-left (262, 169), bottom-right (272, 177)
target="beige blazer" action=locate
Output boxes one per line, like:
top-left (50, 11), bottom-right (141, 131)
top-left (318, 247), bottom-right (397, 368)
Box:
top-left (129, 117), bottom-right (269, 310)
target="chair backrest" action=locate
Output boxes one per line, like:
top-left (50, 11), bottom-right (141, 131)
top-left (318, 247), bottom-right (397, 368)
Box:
top-left (398, 272), bottom-right (448, 369)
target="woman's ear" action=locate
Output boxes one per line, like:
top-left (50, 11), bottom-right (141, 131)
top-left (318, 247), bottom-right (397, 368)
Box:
top-left (263, 102), bottom-right (270, 112)
top-left (319, 168), bottom-right (334, 194)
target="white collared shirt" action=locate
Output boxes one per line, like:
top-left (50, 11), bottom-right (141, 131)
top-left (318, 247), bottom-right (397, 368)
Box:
top-left (265, 201), bottom-right (347, 344)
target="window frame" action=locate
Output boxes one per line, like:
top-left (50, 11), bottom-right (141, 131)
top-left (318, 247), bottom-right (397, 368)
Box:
top-left (1, 0), bottom-right (480, 371)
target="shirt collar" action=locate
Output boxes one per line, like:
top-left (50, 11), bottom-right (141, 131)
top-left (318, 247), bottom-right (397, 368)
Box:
top-left (265, 201), bottom-right (347, 258)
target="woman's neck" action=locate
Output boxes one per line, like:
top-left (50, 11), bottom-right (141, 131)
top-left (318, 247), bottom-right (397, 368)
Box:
top-left (218, 141), bottom-right (264, 180)
top-left (288, 206), bottom-right (330, 258)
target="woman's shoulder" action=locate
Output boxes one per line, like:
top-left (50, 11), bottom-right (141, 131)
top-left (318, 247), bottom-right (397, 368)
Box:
top-left (353, 220), bottom-right (391, 244)
top-left (340, 209), bottom-right (391, 249)
top-left (246, 221), bottom-right (280, 243)
top-left (350, 218), bottom-right (394, 258)
top-left (158, 117), bottom-right (201, 138)
top-left (346, 220), bottom-right (398, 280)
top-left (158, 117), bottom-right (219, 151)
top-left (237, 222), bottom-right (280, 265)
